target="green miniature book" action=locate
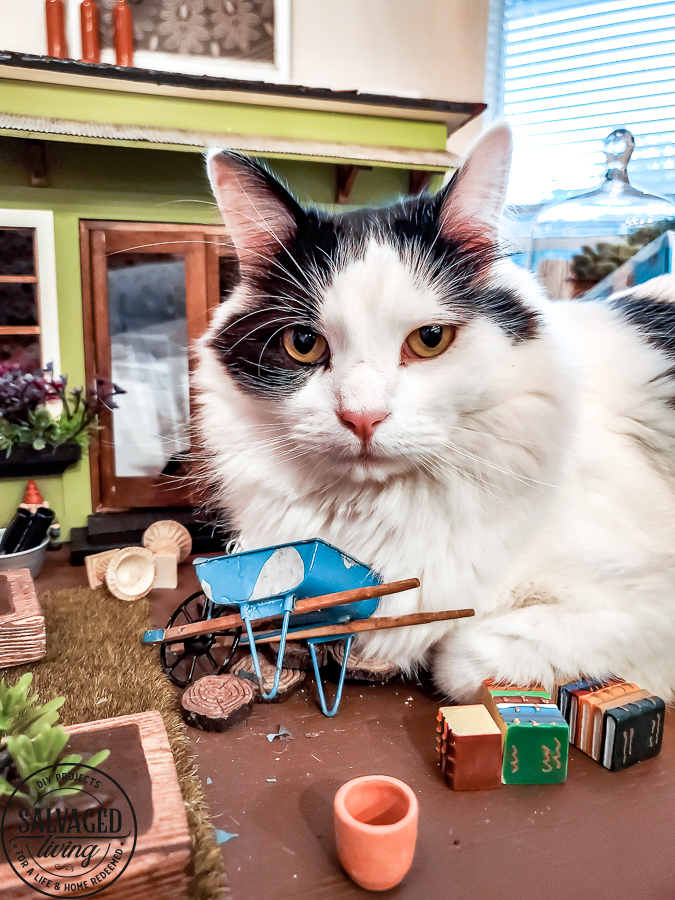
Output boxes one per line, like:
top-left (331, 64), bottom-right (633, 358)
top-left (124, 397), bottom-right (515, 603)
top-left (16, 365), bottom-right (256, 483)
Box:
top-left (499, 713), bottom-right (569, 784)
top-left (481, 681), bottom-right (569, 784)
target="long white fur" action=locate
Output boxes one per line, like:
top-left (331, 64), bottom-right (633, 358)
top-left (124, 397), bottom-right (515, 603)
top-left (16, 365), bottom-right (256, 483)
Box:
top-left (195, 130), bottom-right (675, 703)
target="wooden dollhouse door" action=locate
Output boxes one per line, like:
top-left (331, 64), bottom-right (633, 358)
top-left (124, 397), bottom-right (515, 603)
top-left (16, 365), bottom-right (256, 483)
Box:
top-left (81, 222), bottom-right (232, 510)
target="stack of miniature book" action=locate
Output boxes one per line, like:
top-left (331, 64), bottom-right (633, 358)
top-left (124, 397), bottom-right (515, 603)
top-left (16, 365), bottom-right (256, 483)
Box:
top-left (437, 681), bottom-right (569, 788)
top-left (555, 677), bottom-right (665, 771)
top-left (437, 676), bottom-right (666, 789)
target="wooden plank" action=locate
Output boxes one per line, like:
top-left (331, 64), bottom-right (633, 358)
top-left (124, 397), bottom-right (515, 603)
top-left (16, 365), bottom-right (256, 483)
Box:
top-left (64, 711), bottom-right (191, 900)
top-left (335, 164), bottom-right (359, 204)
top-left (0, 275), bottom-right (38, 283)
top-left (0, 326), bottom-right (40, 334)
top-left (88, 227), bottom-right (117, 509)
top-left (79, 220), bottom-right (101, 510)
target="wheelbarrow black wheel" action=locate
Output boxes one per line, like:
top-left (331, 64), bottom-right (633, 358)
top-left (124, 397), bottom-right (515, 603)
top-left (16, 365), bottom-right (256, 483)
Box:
top-left (160, 591), bottom-right (242, 689)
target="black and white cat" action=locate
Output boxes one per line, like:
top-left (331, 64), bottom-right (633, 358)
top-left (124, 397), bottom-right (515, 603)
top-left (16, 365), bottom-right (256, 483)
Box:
top-left (194, 123), bottom-right (675, 702)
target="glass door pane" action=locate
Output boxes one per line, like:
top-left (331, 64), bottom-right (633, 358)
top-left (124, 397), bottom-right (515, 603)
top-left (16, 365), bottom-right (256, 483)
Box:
top-left (84, 224), bottom-right (211, 509)
top-left (106, 252), bottom-right (190, 478)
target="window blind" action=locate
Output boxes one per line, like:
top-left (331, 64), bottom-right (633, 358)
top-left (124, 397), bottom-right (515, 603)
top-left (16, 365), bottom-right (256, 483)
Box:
top-left (496, 0), bottom-right (675, 204)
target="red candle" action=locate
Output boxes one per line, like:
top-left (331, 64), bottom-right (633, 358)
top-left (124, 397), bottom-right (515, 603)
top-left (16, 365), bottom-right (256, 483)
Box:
top-left (80, 0), bottom-right (101, 63)
top-left (45, 0), bottom-right (68, 59)
top-left (113, 0), bottom-right (134, 67)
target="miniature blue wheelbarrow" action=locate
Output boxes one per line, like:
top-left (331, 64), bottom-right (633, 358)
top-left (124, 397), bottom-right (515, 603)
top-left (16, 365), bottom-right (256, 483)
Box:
top-left (143, 539), bottom-right (474, 717)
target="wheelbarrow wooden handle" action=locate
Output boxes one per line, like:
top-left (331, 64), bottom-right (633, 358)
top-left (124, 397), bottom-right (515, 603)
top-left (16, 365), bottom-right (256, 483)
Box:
top-left (149, 578), bottom-right (421, 644)
top-left (256, 608), bottom-right (476, 643)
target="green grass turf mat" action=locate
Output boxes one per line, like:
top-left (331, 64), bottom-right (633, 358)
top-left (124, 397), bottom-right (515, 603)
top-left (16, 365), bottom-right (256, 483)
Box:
top-left (2, 586), bottom-right (228, 900)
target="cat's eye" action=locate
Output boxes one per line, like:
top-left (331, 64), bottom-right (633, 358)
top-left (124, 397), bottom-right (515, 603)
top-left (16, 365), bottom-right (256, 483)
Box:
top-left (282, 326), bottom-right (329, 364)
top-left (403, 324), bottom-right (456, 360)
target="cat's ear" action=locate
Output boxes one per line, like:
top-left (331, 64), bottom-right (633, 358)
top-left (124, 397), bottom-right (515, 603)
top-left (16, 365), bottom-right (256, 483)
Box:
top-left (438, 122), bottom-right (512, 242)
top-left (207, 151), bottom-right (298, 274)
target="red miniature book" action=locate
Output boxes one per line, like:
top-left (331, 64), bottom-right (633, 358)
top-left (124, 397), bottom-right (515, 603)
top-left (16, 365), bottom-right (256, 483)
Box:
top-left (437, 706), bottom-right (502, 791)
top-left (557, 677), bottom-right (623, 742)
top-left (577, 682), bottom-right (639, 753)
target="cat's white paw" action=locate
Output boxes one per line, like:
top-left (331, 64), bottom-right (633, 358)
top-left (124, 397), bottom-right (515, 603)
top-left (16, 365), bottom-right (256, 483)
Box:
top-left (432, 617), bottom-right (556, 702)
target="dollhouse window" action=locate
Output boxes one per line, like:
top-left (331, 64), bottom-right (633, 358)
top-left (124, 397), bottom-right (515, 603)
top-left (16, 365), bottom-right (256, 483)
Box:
top-left (0, 209), bottom-right (60, 374)
top-left (488, 0), bottom-right (675, 206)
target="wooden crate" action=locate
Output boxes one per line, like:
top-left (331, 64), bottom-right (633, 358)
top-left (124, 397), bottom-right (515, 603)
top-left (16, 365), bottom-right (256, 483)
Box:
top-left (0, 710), bottom-right (191, 899)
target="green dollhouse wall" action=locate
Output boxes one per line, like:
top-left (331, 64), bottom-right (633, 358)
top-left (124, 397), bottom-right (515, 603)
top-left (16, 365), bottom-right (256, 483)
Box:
top-left (0, 136), bottom-right (415, 537)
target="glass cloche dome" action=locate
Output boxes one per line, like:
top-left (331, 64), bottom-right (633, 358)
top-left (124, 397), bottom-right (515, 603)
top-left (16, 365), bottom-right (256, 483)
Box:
top-left (530, 129), bottom-right (675, 300)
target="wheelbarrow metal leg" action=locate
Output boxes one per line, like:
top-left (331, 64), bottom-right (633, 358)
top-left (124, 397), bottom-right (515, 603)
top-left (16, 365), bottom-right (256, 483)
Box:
top-left (309, 634), bottom-right (354, 717)
top-left (242, 595), bottom-right (294, 700)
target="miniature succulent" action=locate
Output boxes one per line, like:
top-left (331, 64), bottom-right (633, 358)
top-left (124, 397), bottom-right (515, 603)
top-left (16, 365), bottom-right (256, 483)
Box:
top-left (0, 672), bottom-right (64, 739)
top-left (627, 217), bottom-right (675, 247)
top-left (570, 241), bottom-right (638, 282)
top-left (0, 673), bottom-right (109, 807)
top-left (571, 218), bottom-right (675, 284)
top-left (0, 363), bottom-right (125, 453)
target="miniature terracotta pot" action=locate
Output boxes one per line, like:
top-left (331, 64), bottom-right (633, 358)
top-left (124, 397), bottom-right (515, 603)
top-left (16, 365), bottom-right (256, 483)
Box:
top-left (334, 775), bottom-right (418, 891)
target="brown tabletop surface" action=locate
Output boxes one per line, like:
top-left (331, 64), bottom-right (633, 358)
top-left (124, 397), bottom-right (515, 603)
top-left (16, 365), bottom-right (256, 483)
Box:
top-left (37, 550), bottom-right (674, 900)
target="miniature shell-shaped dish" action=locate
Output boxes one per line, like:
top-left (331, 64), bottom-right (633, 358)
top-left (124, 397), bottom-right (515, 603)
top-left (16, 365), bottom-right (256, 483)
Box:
top-left (142, 520), bottom-right (192, 563)
top-left (105, 547), bottom-right (157, 602)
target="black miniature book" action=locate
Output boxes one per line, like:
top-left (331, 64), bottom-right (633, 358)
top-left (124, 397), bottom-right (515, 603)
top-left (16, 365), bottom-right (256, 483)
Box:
top-left (601, 696), bottom-right (666, 771)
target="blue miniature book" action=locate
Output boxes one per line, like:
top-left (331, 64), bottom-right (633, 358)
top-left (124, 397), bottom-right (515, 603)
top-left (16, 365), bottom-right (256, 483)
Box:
top-left (482, 685), bottom-right (570, 784)
top-left (500, 705), bottom-right (568, 725)
top-left (556, 678), bottom-right (602, 720)
top-left (556, 676), bottom-right (621, 741)
top-left (601, 696), bottom-right (666, 771)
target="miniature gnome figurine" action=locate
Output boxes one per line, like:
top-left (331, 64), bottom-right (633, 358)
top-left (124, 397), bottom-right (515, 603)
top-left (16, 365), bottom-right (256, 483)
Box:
top-left (21, 481), bottom-right (47, 514)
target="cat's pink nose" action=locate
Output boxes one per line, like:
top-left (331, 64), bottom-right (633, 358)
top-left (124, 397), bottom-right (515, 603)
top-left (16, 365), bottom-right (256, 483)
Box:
top-left (338, 409), bottom-right (389, 442)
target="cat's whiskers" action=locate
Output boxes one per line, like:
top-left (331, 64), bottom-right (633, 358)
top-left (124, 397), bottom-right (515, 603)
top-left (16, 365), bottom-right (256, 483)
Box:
top-left (257, 324), bottom-right (293, 376)
top-left (213, 312), bottom-right (298, 355)
top-left (437, 438), bottom-right (553, 490)
top-left (189, 436), bottom-right (295, 459)
top-left (448, 422), bottom-right (548, 448)
top-left (213, 288), bottom-right (323, 344)
top-left (104, 238), bottom-right (230, 257)
top-left (416, 449), bottom-right (522, 512)
top-left (216, 191), bottom-right (329, 299)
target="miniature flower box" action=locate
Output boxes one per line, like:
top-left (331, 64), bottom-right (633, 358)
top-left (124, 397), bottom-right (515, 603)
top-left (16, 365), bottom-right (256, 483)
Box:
top-left (0, 710), bottom-right (191, 899)
top-left (0, 442), bottom-right (81, 478)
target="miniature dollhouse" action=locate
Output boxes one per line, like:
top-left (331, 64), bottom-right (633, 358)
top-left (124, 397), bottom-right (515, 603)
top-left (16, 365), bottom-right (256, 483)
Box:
top-left (0, 44), bottom-right (482, 553)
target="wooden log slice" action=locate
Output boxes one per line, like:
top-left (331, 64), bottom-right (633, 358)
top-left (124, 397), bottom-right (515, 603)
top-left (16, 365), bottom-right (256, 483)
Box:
top-left (330, 642), bottom-right (401, 682)
top-left (262, 639), bottom-right (329, 671)
top-left (181, 674), bottom-right (255, 731)
top-left (230, 653), bottom-right (306, 702)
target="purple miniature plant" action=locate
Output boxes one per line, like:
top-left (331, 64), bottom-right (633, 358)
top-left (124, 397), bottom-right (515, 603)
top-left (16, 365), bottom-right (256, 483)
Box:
top-left (0, 363), bottom-right (125, 452)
